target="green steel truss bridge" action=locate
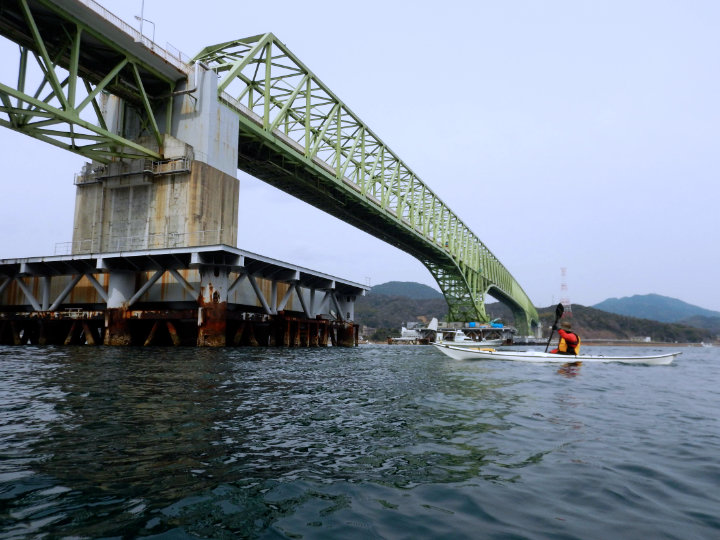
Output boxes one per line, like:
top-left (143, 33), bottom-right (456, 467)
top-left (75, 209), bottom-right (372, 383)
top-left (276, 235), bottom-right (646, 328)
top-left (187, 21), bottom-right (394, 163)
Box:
top-left (0, 0), bottom-right (539, 333)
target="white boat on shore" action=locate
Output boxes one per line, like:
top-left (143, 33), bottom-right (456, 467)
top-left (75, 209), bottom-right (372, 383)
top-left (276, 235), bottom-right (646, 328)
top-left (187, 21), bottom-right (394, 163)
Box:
top-left (433, 343), bottom-right (681, 365)
top-left (435, 329), bottom-right (504, 347)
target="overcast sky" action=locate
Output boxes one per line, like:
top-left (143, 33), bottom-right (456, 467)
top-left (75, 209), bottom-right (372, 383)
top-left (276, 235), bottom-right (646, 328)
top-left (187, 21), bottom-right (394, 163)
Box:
top-left (1, 0), bottom-right (718, 312)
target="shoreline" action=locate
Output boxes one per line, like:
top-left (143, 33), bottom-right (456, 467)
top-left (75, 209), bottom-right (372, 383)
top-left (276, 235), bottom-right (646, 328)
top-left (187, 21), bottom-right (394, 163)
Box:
top-left (582, 341), bottom-right (712, 348)
top-left (363, 341), bottom-right (713, 348)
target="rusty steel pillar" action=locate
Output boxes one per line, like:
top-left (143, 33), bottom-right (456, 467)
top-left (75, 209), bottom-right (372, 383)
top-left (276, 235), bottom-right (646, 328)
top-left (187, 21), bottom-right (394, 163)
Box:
top-left (246, 322), bottom-right (259, 346)
top-left (105, 309), bottom-right (131, 345)
top-left (232, 321), bottom-right (246, 346)
top-left (268, 320), bottom-right (278, 346)
top-left (282, 319), bottom-right (290, 346)
top-left (104, 272), bottom-right (135, 345)
top-left (197, 266), bottom-right (228, 347)
top-left (37, 319), bottom-right (48, 346)
top-left (9, 322), bottom-right (21, 345)
top-left (337, 322), bottom-right (356, 347)
top-left (300, 323), bottom-right (309, 347)
top-left (292, 321), bottom-right (300, 347)
top-left (309, 322), bottom-right (319, 347)
top-left (318, 321), bottom-right (328, 346)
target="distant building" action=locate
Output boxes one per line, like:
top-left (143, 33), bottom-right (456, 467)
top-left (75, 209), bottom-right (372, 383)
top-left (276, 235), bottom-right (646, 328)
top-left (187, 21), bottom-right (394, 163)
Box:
top-left (360, 326), bottom-right (376, 340)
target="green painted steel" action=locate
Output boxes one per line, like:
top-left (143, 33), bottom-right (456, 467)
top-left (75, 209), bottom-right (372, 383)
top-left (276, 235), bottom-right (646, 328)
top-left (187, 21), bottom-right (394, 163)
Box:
top-left (0, 0), bottom-right (183, 163)
top-left (193, 34), bottom-right (539, 333)
top-left (0, 1), bottom-right (538, 332)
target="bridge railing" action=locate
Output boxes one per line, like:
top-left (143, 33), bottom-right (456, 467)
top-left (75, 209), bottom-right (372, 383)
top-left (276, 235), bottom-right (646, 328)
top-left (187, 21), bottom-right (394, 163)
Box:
top-left (74, 0), bottom-right (191, 72)
top-left (0, 0), bottom-right (193, 163)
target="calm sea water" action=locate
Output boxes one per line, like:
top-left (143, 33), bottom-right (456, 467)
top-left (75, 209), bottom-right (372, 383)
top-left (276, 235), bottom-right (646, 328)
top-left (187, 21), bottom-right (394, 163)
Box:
top-left (1, 344), bottom-right (718, 539)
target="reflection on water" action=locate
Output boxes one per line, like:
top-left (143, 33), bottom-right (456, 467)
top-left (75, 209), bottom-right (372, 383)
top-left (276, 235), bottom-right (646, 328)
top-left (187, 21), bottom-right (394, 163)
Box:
top-left (1, 345), bottom-right (719, 539)
top-left (556, 360), bottom-right (583, 378)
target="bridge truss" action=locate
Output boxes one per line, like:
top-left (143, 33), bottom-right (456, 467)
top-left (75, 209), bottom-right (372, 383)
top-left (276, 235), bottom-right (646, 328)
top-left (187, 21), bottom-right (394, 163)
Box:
top-left (0, 0), bottom-right (187, 162)
top-left (0, 1), bottom-right (538, 333)
top-left (193, 34), bottom-right (538, 332)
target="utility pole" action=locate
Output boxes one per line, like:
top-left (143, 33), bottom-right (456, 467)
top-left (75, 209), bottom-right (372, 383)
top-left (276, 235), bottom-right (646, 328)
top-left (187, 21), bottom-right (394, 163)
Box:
top-left (560, 267), bottom-right (572, 317)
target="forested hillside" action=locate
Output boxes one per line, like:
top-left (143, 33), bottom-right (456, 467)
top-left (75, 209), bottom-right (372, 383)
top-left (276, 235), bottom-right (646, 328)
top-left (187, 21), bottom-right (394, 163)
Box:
top-left (369, 281), bottom-right (443, 299)
top-left (536, 304), bottom-right (711, 343)
top-left (356, 283), bottom-right (716, 343)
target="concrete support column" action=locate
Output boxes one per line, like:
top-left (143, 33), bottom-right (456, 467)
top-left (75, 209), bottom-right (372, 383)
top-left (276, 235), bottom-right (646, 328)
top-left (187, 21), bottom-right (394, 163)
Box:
top-left (337, 322), bottom-right (356, 347)
top-left (270, 281), bottom-right (278, 315)
top-left (336, 294), bottom-right (355, 322)
top-left (197, 266), bottom-right (229, 347)
top-left (41, 276), bottom-right (51, 311)
top-left (72, 157), bottom-right (239, 254)
top-left (104, 272), bottom-right (135, 345)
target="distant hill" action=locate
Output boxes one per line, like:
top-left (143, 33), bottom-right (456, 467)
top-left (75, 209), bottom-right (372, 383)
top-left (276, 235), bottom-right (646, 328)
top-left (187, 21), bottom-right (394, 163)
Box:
top-left (677, 315), bottom-right (720, 334)
top-left (356, 293), bottom-right (447, 331)
top-left (370, 281), bottom-right (442, 299)
top-left (537, 304), bottom-right (712, 343)
top-left (593, 294), bottom-right (720, 323)
top-left (356, 283), bottom-right (717, 343)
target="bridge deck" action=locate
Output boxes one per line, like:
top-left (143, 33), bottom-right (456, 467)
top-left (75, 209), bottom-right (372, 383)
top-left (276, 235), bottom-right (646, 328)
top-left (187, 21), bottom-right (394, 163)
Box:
top-left (0, 0), bottom-right (188, 97)
top-left (0, 1), bottom-right (539, 332)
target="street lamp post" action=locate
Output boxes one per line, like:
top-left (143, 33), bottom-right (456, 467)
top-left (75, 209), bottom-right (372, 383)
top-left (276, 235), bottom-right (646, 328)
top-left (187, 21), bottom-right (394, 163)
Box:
top-left (135, 15), bottom-right (155, 44)
top-left (136, 0), bottom-right (155, 45)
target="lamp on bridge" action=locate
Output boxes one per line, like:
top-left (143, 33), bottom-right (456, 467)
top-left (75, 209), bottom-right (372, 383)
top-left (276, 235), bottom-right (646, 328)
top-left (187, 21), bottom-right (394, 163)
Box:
top-left (134, 15), bottom-right (155, 45)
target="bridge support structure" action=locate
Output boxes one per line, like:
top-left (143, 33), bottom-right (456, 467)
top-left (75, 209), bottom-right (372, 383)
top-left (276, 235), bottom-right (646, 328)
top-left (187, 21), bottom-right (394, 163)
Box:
top-left (0, 246), bottom-right (366, 347)
top-left (68, 61), bottom-right (241, 255)
top-left (194, 33), bottom-right (541, 333)
top-left (0, 0), bottom-right (539, 334)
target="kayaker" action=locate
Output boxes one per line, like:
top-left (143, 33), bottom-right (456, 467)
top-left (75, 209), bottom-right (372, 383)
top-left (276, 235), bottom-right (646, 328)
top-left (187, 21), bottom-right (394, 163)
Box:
top-left (550, 320), bottom-right (581, 355)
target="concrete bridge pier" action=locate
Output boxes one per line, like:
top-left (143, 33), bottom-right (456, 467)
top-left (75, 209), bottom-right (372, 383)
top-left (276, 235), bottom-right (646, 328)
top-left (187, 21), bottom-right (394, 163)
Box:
top-left (104, 272), bottom-right (135, 346)
top-left (70, 61), bottom-right (240, 256)
top-left (197, 266), bottom-right (229, 347)
top-left (0, 54), bottom-right (370, 347)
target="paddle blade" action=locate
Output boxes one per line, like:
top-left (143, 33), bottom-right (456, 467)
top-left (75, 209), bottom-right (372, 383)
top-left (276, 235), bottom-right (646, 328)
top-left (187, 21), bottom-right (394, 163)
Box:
top-left (555, 303), bottom-right (564, 320)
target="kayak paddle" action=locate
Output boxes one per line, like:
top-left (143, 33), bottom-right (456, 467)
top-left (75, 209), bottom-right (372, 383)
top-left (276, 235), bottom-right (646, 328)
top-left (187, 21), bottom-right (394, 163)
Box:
top-left (544, 303), bottom-right (565, 352)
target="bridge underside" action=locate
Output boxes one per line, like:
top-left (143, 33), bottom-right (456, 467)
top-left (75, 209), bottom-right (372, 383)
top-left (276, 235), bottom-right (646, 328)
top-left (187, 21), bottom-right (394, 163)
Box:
top-left (0, 245), bottom-right (368, 347)
top-left (236, 123), bottom-right (453, 278)
top-left (487, 286), bottom-right (538, 336)
top-left (235, 121), bottom-right (540, 332)
top-left (0, 3), bottom-right (540, 336)
top-left (236, 122), bottom-right (545, 332)
top-left (195, 34), bottom-right (539, 332)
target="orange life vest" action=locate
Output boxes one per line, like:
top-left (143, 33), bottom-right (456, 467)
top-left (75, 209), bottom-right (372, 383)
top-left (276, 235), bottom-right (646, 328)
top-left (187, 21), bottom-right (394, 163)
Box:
top-left (558, 332), bottom-right (581, 355)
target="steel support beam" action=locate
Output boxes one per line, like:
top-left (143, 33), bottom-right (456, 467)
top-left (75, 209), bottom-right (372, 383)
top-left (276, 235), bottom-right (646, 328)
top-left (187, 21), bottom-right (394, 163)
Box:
top-left (0, 0), bottom-right (186, 162)
top-left (193, 33), bottom-right (539, 330)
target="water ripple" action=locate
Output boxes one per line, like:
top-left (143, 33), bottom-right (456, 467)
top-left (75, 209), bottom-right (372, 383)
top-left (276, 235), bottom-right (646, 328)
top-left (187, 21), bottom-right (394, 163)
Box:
top-left (0, 345), bottom-right (718, 538)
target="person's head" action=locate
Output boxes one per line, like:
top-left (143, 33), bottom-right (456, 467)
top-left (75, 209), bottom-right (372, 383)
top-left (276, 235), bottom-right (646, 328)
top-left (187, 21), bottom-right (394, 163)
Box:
top-left (560, 321), bottom-right (572, 330)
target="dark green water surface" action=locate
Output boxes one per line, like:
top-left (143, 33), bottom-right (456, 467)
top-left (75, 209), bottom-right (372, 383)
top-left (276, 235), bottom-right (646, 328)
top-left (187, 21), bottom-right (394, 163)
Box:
top-left (1, 344), bottom-right (718, 539)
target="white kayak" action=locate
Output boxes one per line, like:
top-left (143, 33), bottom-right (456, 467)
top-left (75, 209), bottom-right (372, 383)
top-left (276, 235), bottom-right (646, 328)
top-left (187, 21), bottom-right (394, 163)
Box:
top-left (432, 343), bottom-right (681, 365)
